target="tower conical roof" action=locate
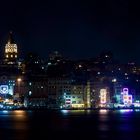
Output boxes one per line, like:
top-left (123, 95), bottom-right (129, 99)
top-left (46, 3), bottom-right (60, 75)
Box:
top-left (7, 31), bottom-right (15, 44)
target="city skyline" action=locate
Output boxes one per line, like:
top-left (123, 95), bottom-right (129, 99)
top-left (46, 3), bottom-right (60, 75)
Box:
top-left (0, 0), bottom-right (139, 63)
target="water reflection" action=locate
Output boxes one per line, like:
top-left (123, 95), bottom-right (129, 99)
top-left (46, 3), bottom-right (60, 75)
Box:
top-left (12, 111), bottom-right (29, 140)
top-left (0, 109), bottom-right (140, 140)
top-left (98, 109), bottom-right (110, 132)
top-left (61, 109), bottom-right (70, 115)
top-left (61, 109), bottom-right (86, 115)
top-left (119, 109), bottom-right (133, 113)
top-left (99, 109), bottom-right (108, 114)
top-left (2, 110), bottom-right (9, 114)
top-left (12, 110), bottom-right (28, 128)
top-left (134, 109), bottom-right (140, 112)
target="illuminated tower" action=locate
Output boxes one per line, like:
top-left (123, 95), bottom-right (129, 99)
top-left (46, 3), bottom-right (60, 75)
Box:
top-left (85, 81), bottom-right (91, 108)
top-left (5, 31), bottom-right (18, 64)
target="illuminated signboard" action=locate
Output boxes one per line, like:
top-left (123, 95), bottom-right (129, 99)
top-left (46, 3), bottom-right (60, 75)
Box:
top-left (100, 89), bottom-right (107, 104)
top-left (123, 95), bottom-right (128, 104)
top-left (128, 95), bottom-right (132, 104)
top-left (122, 88), bottom-right (133, 104)
top-left (123, 88), bottom-right (129, 95)
top-left (0, 85), bottom-right (8, 94)
top-left (123, 95), bottom-right (132, 104)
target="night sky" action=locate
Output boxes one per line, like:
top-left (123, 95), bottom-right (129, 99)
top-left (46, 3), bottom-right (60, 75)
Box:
top-left (0, 0), bottom-right (139, 63)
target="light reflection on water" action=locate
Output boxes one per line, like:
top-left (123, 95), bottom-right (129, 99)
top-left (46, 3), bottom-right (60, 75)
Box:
top-left (98, 109), bottom-right (110, 132)
top-left (119, 109), bottom-right (133, 113)
top-left (99, 109), bottom-right (109, 114)
top-left (0, 110), bottom-right (30, 140)
top-left (0, 109), bottom-right (140, 140)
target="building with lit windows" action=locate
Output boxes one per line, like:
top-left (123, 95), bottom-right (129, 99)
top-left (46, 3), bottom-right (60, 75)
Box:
top-left (47, 77), bottom-right (72, 108)
top-left (63, 84), bottom-right (85, 109)
top-left (90, 80), bottom-right (111, 108)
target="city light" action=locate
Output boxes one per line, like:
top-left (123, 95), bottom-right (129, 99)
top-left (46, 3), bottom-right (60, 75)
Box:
top-left (99, 109), bottom-right (108, 114)
top-left (122, 88), bottom-right (129, 95)
top-left (112, 78), bottom-right (117, 82)
top-left (100, 89), bottom-right (107, 104)
top-left (0, 85), bottom-right (9, 94)
top-left (71, 104), bottom-right (85, 108)
top-left (122, 88), bottom-right (133, 105)
top-left (119, 109), bottom-right (133, 113)
top-left (17, 78), bottom-right (22, 82)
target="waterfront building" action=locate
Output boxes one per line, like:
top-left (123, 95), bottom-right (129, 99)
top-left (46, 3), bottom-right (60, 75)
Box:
top-left (63, 84), bottom-right (85, 109)
top-left (47, 77), bottom-right (71, 108)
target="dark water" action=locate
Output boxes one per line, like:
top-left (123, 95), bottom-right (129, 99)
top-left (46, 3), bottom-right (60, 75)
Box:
top-left (0, 109), bottom-right (140, 140)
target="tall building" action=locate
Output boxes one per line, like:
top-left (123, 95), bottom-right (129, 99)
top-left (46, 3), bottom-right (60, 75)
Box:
top-left (5, 31), bottom-right (18, 64)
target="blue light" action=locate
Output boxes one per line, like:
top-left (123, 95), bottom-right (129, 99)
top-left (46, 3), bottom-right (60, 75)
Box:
top-left (2, 110), bottom-right (9, 114)
top-left (61, 110), bottom-right (69, 114)
top-left (0, 85), bottom-right (9, 94)
top-left (135, 109), bottom-right (140, 112)
top-left (119, 109), bottom-right (133, 113)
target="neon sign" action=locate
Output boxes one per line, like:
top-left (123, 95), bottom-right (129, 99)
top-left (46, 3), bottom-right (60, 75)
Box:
top-left (100, 89), bottom-right (107, 104)
top-left (122, 88), bottom-right (132, 104)
top-left (0, 85), bottom-right (9, 94)
top-left (122, 88), bottom-right (129, 95)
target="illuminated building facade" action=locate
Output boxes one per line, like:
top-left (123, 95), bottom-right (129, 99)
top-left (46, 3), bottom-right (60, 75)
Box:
top-left (5, 32), bottom-right (18, 64)
top-left (85, 81), bottom-right (91, 108)
top-left (63, 84), bottom-right (85, 109)
top-left (99, 88), bottom-right (110, 107)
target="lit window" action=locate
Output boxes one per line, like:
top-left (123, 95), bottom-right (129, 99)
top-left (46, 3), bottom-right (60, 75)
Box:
top-left (29, 91), bottom-right (32, 95)
top-left (6, 55), bottom-right (8, 58)
top-left (11, 55), bottom-right (13, 58)
top-left (15, 55), bottom-right (17, 58)
top-left (72, 101), bottom-right (76, 104)
top-left (5, 49), bottom-right (8, 53)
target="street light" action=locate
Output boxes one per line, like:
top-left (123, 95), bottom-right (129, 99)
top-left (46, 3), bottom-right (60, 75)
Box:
top-left (17, 78), bottom-right (22, 82)
top-left (16, 78), bottom-right (22, 102)
top-left (112, 78), bottom-right (117, 83)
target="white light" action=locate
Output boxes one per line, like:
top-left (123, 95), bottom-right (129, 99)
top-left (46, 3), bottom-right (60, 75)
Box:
top-left (99, 109), bottom-right (108, 113)
top-left (5, 99), bottom-right (9, 102)
top-left (112, 78), bottom-right (117, 82)
top-left (97, 72), bottom-right (100, 75)
top-left (17, 78), bottom-right (22, 82)
top-left (48, 62), bottom-right (52, 65)
top-left (29, 91), bottom-right (32, 95)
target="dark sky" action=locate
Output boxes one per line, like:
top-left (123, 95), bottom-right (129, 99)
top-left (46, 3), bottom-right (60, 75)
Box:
top-left (0, 0), bottom-right (139, 63)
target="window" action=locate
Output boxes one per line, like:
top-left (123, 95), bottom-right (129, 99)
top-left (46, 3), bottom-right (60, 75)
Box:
top-left (72, 101), bottom-right (76, 104)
